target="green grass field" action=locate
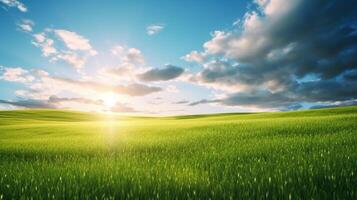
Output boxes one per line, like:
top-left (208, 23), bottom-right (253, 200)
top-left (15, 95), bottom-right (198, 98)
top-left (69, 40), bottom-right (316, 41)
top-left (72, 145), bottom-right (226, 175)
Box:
top-left (1, 106), bottom-right (357, 199)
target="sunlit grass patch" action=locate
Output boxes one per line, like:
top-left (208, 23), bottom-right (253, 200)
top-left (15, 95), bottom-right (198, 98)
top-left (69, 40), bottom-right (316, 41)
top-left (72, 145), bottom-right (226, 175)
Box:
top-left (0, 106), bottom-right (357, 199)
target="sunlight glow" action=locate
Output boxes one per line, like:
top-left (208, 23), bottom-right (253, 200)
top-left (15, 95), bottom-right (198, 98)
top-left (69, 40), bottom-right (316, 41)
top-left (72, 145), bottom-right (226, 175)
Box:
top-left (102, 93), bottom-right (117, 109)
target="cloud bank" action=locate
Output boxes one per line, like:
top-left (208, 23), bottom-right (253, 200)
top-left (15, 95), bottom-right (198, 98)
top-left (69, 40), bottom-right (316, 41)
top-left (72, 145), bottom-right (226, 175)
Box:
top-left (185, 0), bottom-right (357, 110)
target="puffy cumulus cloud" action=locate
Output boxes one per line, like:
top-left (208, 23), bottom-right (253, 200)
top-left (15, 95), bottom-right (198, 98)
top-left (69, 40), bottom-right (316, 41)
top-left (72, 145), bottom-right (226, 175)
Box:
top-left (126, 48), bottom-right (145, 65)
top-left (146, 24), bottom-right (165, 35)
top-left (138, 65), bottom-right (184, 82)
top-left (0, 0), bottom-right (27, 12)
top-left (182, 51), bottom-right (207, 64)
top-left (32, 33), bottom-right (57, 56)
top-left (55, 51), bottom-right (87, 69)
top-left (184, 0), bottom-right (357, 110)
top-left (17, 19), bottom-right (34, 32)
top-left (31, 29), bottom-right (97, 69)
top-left (0, 66), bottom-right (34, 83)
top-left (109, 45), bottom-right (185, 83)
top-left (111, 45), bottom-right (145, 65)
top-left (189, 60), bottom-right (252, 92)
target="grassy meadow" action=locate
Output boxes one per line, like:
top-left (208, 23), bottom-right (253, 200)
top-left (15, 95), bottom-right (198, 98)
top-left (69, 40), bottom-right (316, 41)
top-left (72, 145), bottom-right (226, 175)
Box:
top-left (0, 106), bottom-right (357, 199)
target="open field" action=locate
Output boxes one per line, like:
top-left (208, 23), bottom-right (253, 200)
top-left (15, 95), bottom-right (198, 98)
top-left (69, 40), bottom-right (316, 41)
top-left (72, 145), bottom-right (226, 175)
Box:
top-left (0, 106), bottom-right (357, 199)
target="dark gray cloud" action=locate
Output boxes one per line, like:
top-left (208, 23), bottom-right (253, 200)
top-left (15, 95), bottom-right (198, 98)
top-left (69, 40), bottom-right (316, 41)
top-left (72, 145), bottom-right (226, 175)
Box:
top-left (138, 65), bottom-right (184, 82)
top-left (188, 0), bottom-right (357, 109)
top-left (188, 99), bottom-right (220, 106)
top-left (48, 95), bottom-right (103, 105)
top-left (189, 79), bottom-right (357, 110)
top-left (0, 99), bottom-right (56, 109)
top-left (343, 70), bottom-right (357, 81)
top-left (0, 95), bottom-right (107, 109)
top-left (173, 100), bottom-right (189, 104)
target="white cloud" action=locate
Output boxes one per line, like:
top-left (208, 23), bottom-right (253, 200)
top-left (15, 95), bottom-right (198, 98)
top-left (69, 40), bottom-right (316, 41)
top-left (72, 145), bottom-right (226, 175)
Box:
top-left (55, 51), bottom-right (86, 69)
top-left (0, 66), bottom-right (34, 83)
top-left (203, 31), bottom-right (231, 55)
top-left (166, 85), bottom-right (179, 93)
top-left (146, 24), bottom-right (165, 35)
top-left (53, 29), bottom-right (97, 55)
top-left (1, 67), bottom-right (162, 99)
top-left (111, 45), bottom-right (125, 56)
top-left (32, 33), bottom-right (58, 56)
top-left (111, 45), bottom-right (145, 65)
top-left (17, 19), bottom-right (34, 32)
top-left (182, 50), bottom-right (207, 64)
top-left (31, 29), bottom-right (97, 69)
top-left (183, 0), bottom-right (357, 110)
top-left (126, 48), bottom-right (145, 65)
top-left (0, 0), bottom-right (27, 12)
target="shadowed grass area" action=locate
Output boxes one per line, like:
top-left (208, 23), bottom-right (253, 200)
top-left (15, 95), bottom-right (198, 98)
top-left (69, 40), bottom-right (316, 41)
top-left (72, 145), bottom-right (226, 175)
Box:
top-left (0, 106), bottom-right (357, 199)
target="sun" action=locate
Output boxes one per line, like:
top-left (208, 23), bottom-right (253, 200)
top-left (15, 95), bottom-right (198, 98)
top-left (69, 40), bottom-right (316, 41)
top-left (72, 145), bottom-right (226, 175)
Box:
top-left (102, 93), bottom-right (117, 109)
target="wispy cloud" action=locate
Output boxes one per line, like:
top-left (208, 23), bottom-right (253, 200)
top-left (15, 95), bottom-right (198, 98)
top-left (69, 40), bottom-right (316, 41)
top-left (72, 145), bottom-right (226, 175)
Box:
top-left (31, 29), bottom-right (97, 69)
top-left (1, 66), bottom-right (163, 98)
top-left (0, 0), bottom-right (27, 12)
top-left (53, 29), bottom-right (97, 56)
top-left (0, 66), bottom-right (166, 112)
top-left (146, 24), bottom-right (165, 35)
top-left (32, 33), bottom-right (57, 56)
top-left (17, 19), bottom-right (34, 32)
top-left (182, 51), bottom-right (207, 64)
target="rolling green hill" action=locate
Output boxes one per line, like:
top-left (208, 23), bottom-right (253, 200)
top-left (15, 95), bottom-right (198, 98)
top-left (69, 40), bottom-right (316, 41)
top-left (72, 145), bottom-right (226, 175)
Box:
top-left (0, 106), bottom-right (357, 199)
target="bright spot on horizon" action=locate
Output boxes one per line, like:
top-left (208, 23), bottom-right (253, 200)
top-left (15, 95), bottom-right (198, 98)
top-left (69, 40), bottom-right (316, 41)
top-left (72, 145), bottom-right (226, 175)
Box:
top-left (102, 93), bottom-right (117, 109)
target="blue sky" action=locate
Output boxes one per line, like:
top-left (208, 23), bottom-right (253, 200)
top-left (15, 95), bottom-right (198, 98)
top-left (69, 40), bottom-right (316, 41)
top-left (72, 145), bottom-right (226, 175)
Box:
top-left (1, 0), bottom-right (357, 114)
top-left (1, 0), bottom-right (248, 68)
